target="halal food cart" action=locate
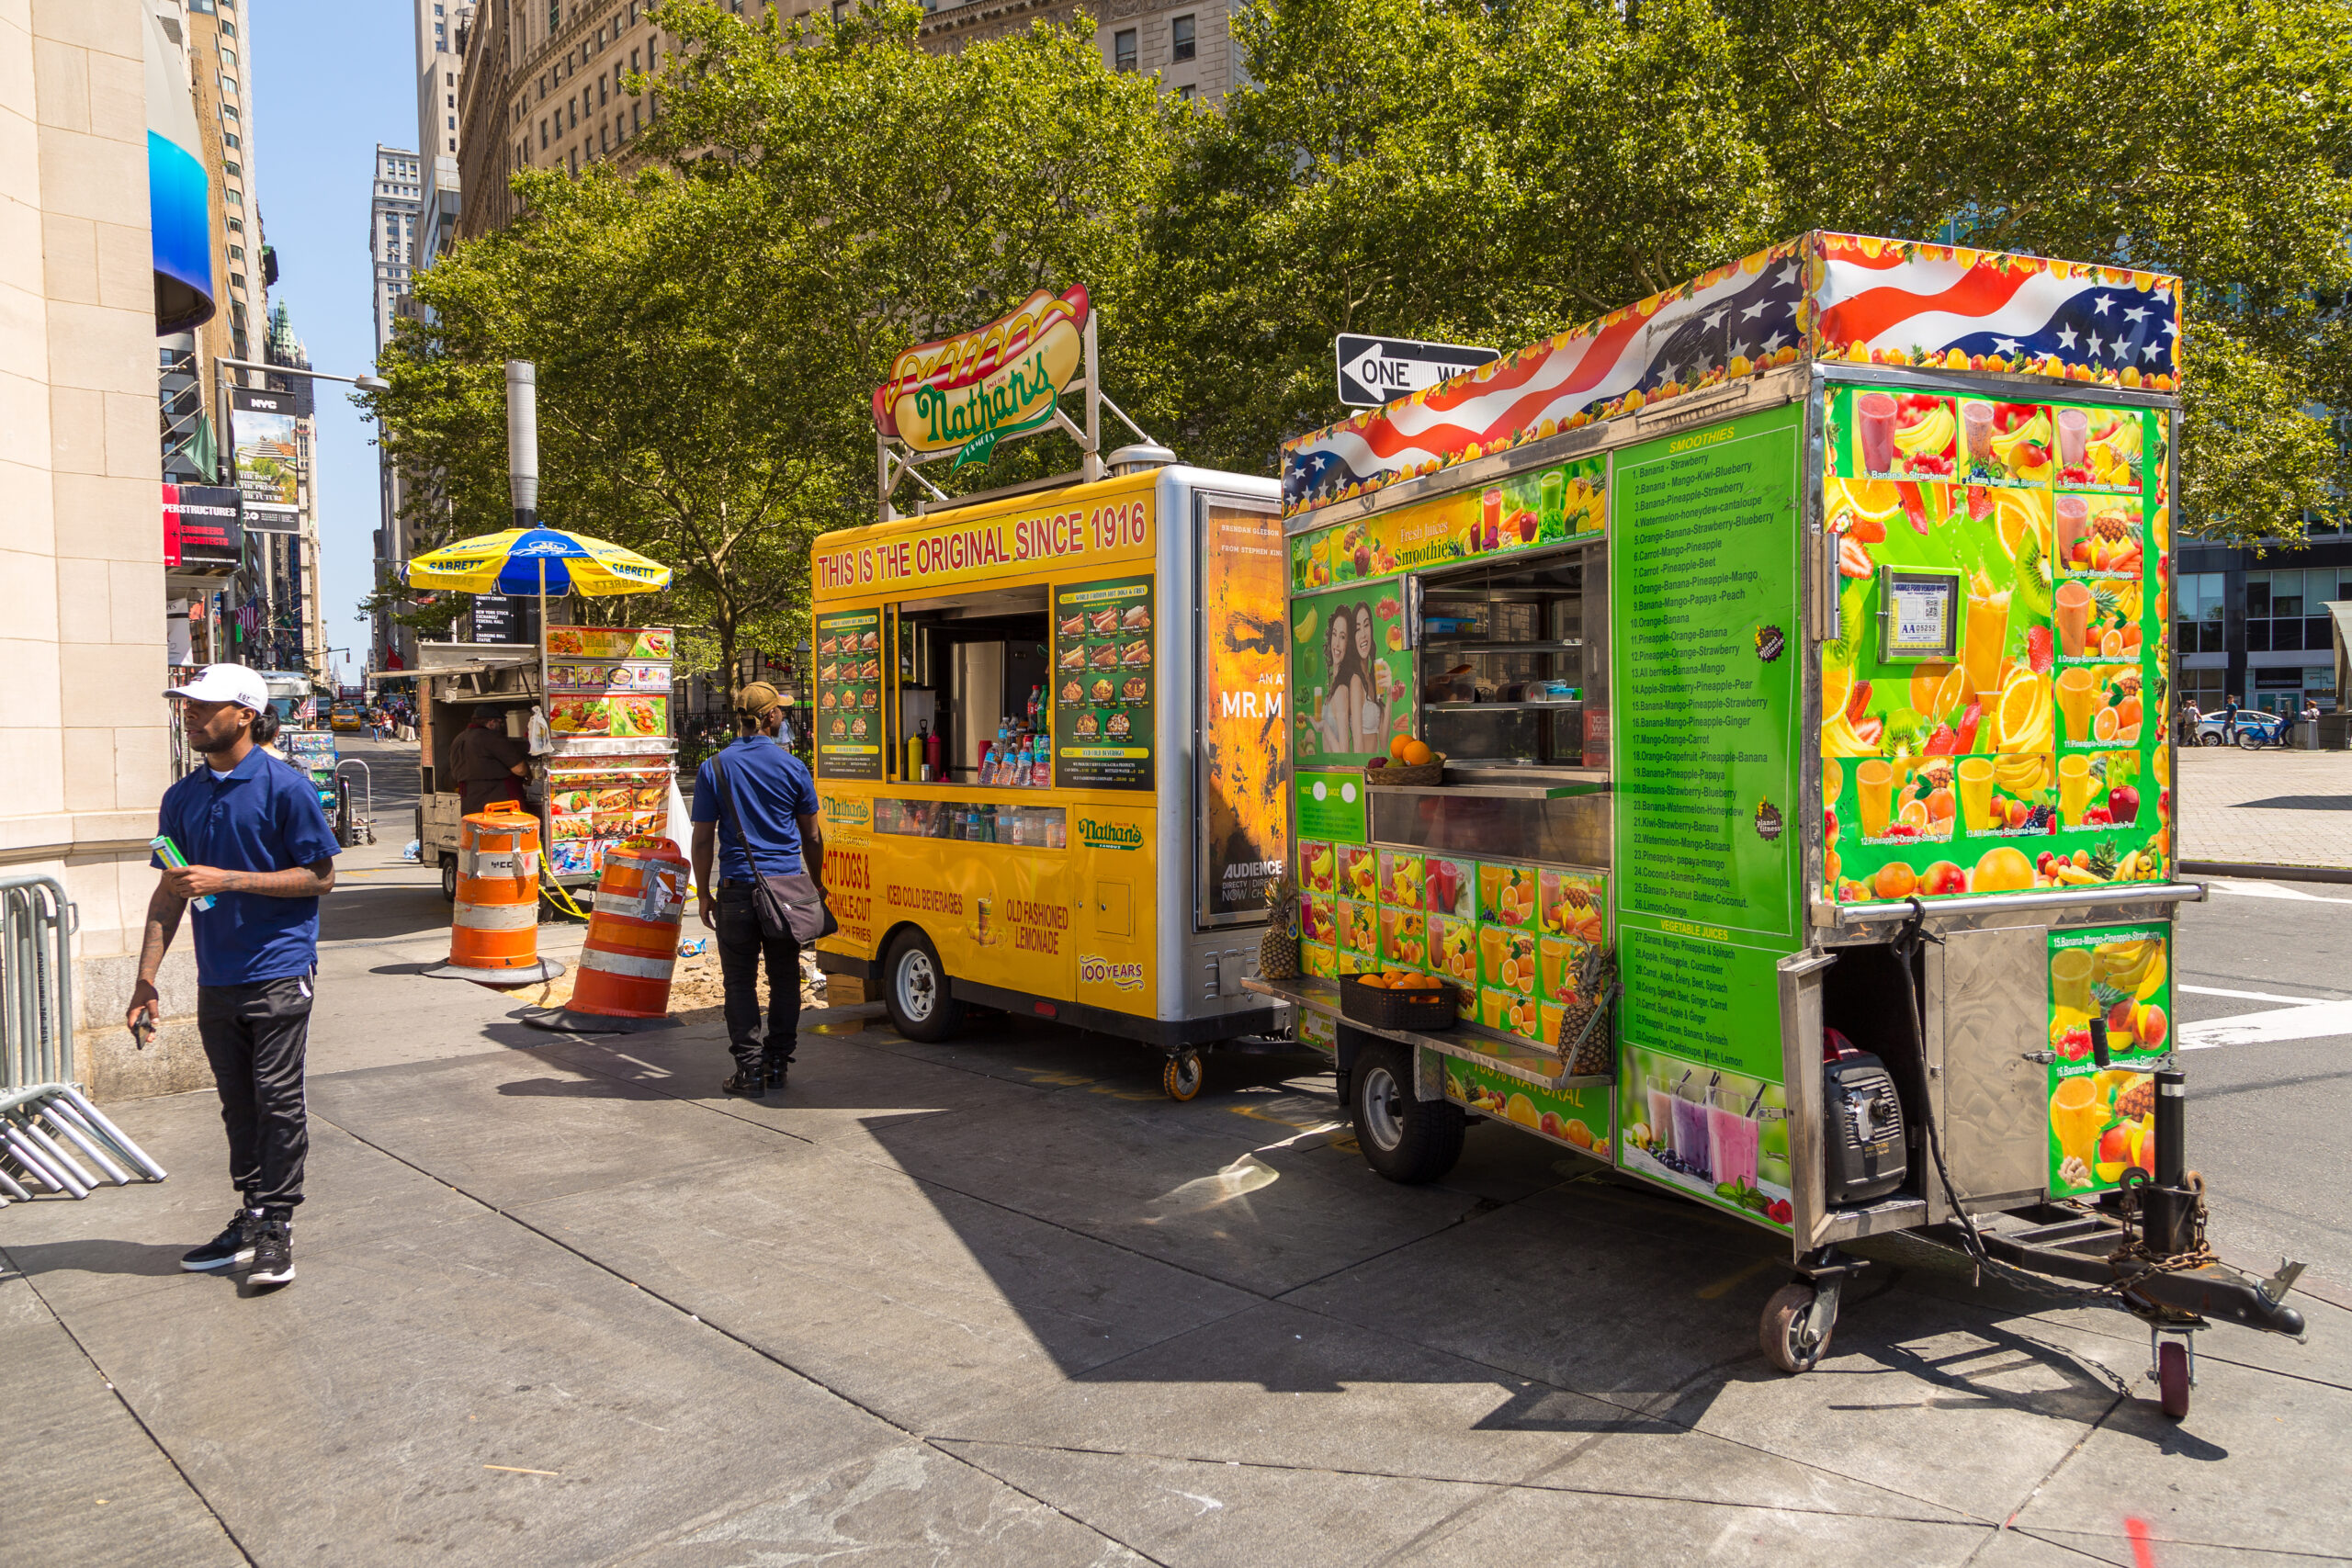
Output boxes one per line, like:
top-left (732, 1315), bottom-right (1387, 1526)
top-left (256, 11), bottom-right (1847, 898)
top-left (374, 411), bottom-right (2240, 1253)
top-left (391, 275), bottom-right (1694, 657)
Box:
top-left (411, 626), bottom-right (678, 901)
top-left (1244, 231), bottom-right (2308, 1411)
top-left (808, 286), bottom-right (1292, 1096)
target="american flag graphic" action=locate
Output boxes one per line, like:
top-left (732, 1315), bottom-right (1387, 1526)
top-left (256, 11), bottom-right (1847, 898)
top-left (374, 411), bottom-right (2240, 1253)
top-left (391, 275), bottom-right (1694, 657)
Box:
top-left (1281, 232), bottom-right (2182, 517)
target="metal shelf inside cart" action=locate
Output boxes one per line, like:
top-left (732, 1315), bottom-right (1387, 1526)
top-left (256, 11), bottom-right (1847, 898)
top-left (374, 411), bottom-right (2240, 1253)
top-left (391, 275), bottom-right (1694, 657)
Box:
top-left (1245, 975), bottom-right (1612, 1094)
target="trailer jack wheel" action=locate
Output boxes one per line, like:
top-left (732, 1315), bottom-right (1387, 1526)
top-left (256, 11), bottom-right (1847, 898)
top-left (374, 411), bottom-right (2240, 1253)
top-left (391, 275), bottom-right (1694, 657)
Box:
top-left (1761, 1280), bottom-right (1837, 1374)
top-left (2153, 1328), bottom-right (2196, 1419)
top-left (1163, 1049), bottom-right (1204, 1102)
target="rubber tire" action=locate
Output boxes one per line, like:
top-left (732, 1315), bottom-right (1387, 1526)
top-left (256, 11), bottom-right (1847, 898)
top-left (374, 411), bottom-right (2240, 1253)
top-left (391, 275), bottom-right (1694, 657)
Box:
top-left (1163, 1049), bottom-right (1204, 1101)
top-left (1761, 1280), bottom-right (1830, 1374)
top-left (1350, 1041), bottom-right (1464, 1184)
top-left (439, 856), bottom-right (458, 903)
top-left (2197, 731), bottom-right (2224, 747)
top-left (2158, 1341), bottom-right (2191, 1419)
top-left (882, 931), bottom-right (965, 1043)
top-left (2236, 726), bottom-right (2268, 751)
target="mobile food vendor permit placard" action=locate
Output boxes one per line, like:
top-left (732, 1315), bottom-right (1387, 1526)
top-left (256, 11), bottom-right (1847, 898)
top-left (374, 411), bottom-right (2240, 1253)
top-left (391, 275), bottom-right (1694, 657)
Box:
top-left (1052, 576), bottom-right (1153, 790)
top-left (1610, 403), bottom-right (1805, 1229)
top-left (816, 608), bottom-right (884, 780)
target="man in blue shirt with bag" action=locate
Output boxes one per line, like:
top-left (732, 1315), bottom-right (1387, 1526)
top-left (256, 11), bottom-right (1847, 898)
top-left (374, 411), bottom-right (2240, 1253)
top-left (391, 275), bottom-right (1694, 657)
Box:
top-left (128, 665), bottom-right (339, 1288)
top-left (690, 681), bottom-right (821, 1100)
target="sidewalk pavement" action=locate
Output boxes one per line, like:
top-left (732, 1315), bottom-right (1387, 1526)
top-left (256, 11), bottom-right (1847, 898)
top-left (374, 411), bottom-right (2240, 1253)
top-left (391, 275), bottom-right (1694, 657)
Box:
top-left (2177, 745), bottom-right (2352, 870)
top-left (6, 742), bottom-right (2346, 1565)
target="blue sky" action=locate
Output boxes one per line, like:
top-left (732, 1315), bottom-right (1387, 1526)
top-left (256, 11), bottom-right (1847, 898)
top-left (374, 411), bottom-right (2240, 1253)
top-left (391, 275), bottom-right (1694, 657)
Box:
top-left (250, 1), bottom-right (415, 685)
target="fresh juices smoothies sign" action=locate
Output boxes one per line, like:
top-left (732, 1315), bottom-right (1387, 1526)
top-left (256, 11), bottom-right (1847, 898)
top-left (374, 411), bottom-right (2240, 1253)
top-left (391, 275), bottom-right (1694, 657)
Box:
top-left (1821, 385), bottom-right (2171, 904)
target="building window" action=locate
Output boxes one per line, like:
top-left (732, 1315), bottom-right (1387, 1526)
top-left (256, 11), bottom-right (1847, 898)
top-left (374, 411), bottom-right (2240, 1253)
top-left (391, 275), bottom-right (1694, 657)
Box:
top-left (831, 0), bottom-right (847, 20)
top-left (1178, 84), bottom-right (1196, 99)
top-left (2174, 572), bottom-right (2224, 656)
top-left (229, 243), bottom-right (243, 260)
top-left (220, 73), bottom-right (238, 95)
top-left (1113, 28), bottom-right (1136, 69)
top-left (631, 47), bottom-right (641, 72)
top-left (2177, 667), bottom-right (2226, 712)
top-left (632, 103), bottom-right (642, 132)
top-left (219, 46), bottom-right (237, 65)
top-left (540, 119), bottom-right (548, 147)
top-left (598, 74), bottom-right (607, 106)
top-left (448, 116), bottom-right (457, 130)
top-left (2244, 569), bottom-right (2348, 657)
top-left (1170, 14), bottom-right (1194, 61)
top-left (222, 131), bottom-right (239, 149)
top-left (224, 187), bottom-right (243, 204)
top-left (223, 160), bottom-right (241, 177)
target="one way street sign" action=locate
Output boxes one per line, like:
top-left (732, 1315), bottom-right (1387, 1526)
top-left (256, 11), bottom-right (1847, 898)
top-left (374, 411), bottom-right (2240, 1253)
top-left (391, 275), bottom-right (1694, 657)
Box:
top-left (1334, 334), bottom-right (1499, 408)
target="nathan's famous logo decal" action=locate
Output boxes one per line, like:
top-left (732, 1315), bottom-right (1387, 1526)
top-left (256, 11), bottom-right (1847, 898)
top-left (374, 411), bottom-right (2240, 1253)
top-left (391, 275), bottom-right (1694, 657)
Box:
top-left (820, 794), bottom-right (872, 829)
top-left (1079, 953), bottom-right (1147, 991)
top-left (1077, 816), bottom-right (1145, 851)
top-left (873, 286), bottom-right (1089, 470)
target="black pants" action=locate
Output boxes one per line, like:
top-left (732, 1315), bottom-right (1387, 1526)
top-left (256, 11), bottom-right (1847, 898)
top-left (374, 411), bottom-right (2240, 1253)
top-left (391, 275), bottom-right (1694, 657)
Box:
top-left (196, 975), bottom-right (312, 1216)
top-left (717, 883), bottom-right (801, 1069)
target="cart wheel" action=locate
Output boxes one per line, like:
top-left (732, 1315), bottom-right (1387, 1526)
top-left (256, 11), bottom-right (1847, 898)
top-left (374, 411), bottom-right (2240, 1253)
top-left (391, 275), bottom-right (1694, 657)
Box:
top-left (2157, 1341), bottom-right (2191, 1419)
top-left (1350, 1041), bottom-right (1464, 1184)
top-left (882, 931), bottom-right (964, 1043)
top-left (1761, 1281), bottom-right (1832, 1375)
top-left (1163, 1050), bottom-right (1204, 1102)
top-left (439, 856), bottom-right (458, 903)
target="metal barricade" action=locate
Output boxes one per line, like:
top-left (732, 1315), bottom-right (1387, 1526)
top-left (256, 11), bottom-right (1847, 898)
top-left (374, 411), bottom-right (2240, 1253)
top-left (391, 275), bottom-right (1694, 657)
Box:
top-left (0, 873), bottom-right (166, 1202)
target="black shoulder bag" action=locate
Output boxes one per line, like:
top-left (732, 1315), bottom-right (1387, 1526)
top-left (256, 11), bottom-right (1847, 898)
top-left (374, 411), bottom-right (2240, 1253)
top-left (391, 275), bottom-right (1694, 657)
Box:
top-left (712, 754), bottom-right (837, 943)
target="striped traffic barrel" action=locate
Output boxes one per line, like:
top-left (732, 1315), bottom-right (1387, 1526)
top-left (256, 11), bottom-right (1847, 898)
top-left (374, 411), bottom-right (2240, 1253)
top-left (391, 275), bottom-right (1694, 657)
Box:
top-left (568, 838), bottom-right (689, 1019)
top-left (424, 799), bottom-right (566, 987)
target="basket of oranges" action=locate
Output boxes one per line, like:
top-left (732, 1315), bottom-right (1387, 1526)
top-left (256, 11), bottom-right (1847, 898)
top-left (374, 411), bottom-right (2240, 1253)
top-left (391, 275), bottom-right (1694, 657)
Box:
top-left (1340, 969), bottom-right (1458, 1030)
top-left (1364, 733), bottom-right (1444, 787)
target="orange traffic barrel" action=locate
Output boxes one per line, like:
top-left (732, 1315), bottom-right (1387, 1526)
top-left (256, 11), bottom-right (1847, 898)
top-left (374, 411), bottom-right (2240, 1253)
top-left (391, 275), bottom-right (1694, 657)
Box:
top-left (424, 799), bottom-right (567, 987)
top-left (523, 838), bottom-right (690, 1036)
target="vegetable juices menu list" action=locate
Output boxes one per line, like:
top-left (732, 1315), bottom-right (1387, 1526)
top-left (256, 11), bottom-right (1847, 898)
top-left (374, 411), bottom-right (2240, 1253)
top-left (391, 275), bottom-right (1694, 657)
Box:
top-left (815, 609), bottom-right (883, 780)
top-left (1611, 402), bottom-right (1804, 1085)
top-left (1053, 577), bottom-right (1154, 790)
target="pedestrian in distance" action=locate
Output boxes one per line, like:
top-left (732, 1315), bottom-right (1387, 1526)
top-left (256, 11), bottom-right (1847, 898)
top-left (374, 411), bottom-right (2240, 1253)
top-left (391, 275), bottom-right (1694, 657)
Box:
top-left (690, 681), bottom-right (823, 1099)
top-left (2222, 693), bottom-right (2242, 741)
top-left (448, 710), bottom-right (533, 817)
top-left (2176, 693), bottom-right (2200, 747)
top-left (129, 664), bottom-right (340, 1288)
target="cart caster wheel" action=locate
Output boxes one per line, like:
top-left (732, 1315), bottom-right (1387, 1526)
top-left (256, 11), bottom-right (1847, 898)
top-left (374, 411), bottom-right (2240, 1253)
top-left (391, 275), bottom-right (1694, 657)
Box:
top-left (1761, 1281), bottom-right (1832, 1375)
top-left (439, 856), bottom-right (458, 903)
top-left (1163, 1050), bottom-right (1204, 1102)
top-left (2157, 1341), bottom-right (2191, 1419)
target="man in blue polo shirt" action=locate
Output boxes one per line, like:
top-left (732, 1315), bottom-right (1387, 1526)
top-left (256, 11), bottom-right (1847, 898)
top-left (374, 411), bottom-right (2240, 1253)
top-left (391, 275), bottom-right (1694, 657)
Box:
top-left (690, 681), bottom-right (821, 1099)
top-left (129, 665), bottom-right (339, 1289)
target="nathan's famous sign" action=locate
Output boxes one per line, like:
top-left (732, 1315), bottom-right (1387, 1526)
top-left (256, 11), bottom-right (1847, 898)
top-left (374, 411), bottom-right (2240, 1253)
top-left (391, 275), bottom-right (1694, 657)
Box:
top-left (873, 285), bottom-right (1089, 469)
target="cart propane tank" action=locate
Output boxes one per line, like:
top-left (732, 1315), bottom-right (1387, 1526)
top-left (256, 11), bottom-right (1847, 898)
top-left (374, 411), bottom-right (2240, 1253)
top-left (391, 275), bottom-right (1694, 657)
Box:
top-left (1824, 1029), bottom-right (1907, 1205)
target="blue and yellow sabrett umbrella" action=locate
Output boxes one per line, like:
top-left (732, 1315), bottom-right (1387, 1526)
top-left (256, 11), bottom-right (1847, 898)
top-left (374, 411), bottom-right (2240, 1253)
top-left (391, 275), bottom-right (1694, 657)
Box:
top-left (404, 525), bottom-right (673, 600)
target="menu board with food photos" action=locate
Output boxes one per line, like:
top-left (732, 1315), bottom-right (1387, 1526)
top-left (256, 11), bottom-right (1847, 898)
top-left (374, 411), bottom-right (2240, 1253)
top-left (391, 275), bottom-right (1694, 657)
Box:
top-left (815, 608), bottom-right (885, 781)
top-left (545, 758), bottom-right (674, 878)
top-left (544, 625), bottom-right (674, 741)
top-left (1052, 576), bottom-right (1154, 791)
top-left (546, 626), bottom-right (674, 660)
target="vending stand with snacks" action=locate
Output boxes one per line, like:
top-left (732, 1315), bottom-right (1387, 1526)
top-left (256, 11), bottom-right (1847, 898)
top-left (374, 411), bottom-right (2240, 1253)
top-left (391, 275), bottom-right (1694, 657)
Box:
top-left (1244, 231), bottom-right (2308, 1411)
top-left (809, 285), bottom-right (1293, 1098)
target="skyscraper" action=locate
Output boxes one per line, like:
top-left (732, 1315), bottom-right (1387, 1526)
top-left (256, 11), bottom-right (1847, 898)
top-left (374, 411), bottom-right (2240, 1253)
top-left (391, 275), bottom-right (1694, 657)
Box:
top-left (368, 147), bottom-right (421, 669)
top-left (417, 0), bottom-right (469, 261)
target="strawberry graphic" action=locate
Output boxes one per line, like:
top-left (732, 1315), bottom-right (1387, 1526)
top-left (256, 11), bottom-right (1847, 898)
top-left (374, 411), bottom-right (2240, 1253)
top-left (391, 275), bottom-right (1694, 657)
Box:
top-left (1923, 723), bottom-right (1958, 756)
top-left (1955, 698), bottom-right (1984, 753)
top-left (2026, 626), bottom-right (2053, 674)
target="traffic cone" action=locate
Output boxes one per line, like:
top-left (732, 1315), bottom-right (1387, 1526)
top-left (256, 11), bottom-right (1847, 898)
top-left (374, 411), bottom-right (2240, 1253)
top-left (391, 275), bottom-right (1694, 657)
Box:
top-left (423, 799), bottom-right (566, 987)
top-left (525, 837), bottom-right (688, 1034)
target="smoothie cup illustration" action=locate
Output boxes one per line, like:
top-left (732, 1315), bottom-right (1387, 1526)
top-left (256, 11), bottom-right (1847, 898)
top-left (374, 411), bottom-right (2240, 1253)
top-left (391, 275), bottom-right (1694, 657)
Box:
top-left (1708, 1094), bottom-right (1761, 1190)
top-left (1957, 757), bottom-right (1996, 831)
top-left (1672, 1094), bottom-right (1714, 1178)
top-left (1481, 488), bottom-right (1504, 550)
top-left (2057, 407), bottom-right (2090, 468)
top-left (2051, 946), bottom-right (2095, 1013)
top-left (1647, 1077), bottom-right (1678, 1156)
top-left (1857, 391), bottom-right (1899, 474)
top-left (1856, 759), bottom-right (1894, 840)
top-left (1962, 400), bottom-right (1996, 464)
top-left (1962, 576), bottom-right (2010, 698)
top-left (1824, 760), bottom-right (1844, 809)
top-left (2051, 1075), bottom-right (2104, 1170)
top-left (1540, 469), bottom-right (1565, 528)
top-left (2054, 580), bottom-right (2096, 656)
top-left (2055, 667), bottom-right (2100, 742)
top-left (2058, 754), bottom-right (2094, 826)
top-left (1478, 924), bottom-right (1507, 987)
top-left (2054, 493), bottom-right (2089, 567)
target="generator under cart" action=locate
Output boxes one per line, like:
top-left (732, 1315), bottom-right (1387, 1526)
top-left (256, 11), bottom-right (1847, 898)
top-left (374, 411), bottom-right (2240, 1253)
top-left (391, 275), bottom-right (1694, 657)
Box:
top-left (1247, 229), bottom-right (2310, 1418)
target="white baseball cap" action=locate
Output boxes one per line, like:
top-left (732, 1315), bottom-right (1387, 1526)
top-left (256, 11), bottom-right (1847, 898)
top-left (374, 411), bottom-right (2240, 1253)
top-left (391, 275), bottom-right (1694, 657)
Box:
top-left (164, 663), bottom-right (272, 713)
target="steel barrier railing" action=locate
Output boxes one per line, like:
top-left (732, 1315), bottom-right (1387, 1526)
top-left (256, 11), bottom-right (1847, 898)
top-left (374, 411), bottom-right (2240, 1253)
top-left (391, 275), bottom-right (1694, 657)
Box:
top-left (1, 873), bottom-right (166, 1201)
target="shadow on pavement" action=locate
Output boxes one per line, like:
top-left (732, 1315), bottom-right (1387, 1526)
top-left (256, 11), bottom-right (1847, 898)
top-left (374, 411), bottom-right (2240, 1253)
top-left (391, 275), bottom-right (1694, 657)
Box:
top-left (1, 1239), bottom-right (191, 1280)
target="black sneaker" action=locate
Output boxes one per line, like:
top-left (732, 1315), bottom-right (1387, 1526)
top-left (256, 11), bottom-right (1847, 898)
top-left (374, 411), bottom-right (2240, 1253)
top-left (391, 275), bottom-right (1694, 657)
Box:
top-left (762, 1051), bottom-right (791, 1092)
top-left (181, 1210), bottom-right (256, 1272)
top-left (247, 1220), bottom-right (295, 1286)
top-left (721, 1067), bottom-right (766, 1098)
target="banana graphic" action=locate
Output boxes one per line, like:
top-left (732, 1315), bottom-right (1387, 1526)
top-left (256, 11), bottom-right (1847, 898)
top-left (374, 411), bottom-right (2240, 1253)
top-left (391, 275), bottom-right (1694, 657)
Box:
top-left (1996, 756), bottom-right (2050, 795)
top-left (1987, 411), bottom-right (2052, 464)
top-left (1893, 403), bottom-right (1955, 456)
top-left (1821, 713), bottom-right (1882, 759)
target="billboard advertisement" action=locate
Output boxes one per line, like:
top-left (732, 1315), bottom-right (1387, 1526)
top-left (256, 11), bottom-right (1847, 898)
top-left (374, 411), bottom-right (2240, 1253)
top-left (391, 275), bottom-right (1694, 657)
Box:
top-left (229, 386), bottom-right (301, 533)
top-left (162, 482), bottom-right (242, 570)
top-left (1196, 498), bottom-right (1288, 924)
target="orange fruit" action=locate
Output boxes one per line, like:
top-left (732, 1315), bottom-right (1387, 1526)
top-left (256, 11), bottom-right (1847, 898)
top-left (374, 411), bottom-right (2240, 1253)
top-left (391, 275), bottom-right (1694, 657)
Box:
top-left (1401, 739), bottom-right (1434, 767)
top-left (1388, 734), bottom-right (1412, 761)
top-left (2099, 629), bottom-right (2124, 656)
top-left (1874, 862), bottom-right (1917, 898)
top-left (1973, 846), bottom-right (2035, 891)
top-left (1910, 663), bottom-right (1968, 719)
top-left (2093, 706), bottom-right (2120, 740)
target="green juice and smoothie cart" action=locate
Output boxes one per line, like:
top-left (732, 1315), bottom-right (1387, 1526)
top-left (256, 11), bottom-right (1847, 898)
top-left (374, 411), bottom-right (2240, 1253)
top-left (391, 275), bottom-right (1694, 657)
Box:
top-left (1245, 231), bottom-right (2308, 1413)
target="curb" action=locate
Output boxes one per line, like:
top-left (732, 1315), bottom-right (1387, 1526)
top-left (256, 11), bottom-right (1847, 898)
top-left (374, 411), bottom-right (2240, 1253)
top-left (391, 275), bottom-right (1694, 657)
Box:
top-left (2181, 861), bottom-right (2352, 887)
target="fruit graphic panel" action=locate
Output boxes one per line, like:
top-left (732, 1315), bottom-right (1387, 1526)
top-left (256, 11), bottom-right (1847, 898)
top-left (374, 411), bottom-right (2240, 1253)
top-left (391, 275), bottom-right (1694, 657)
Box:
top-left (1337, 947), bottom-right (1379, 976)
top-left (1476, 863), bottom-right (1536, 929)
top-left (1299, 890), bottom-right (1336, 947)
top-left (1300, 941), bottom-right (1337, 979)
top-left (1536, 869), bottom-right (1606, 942)
top-left (1288, 582), bottom-right (1417, 768)
top-left (2046, 925), bottom-right (2172, 1196)
top-left (1826, 387), bottom-right (1957, 482)
top-left (1479, 926), bottom-right (1537, 998)
top-left (1339, 845), bottom-right (1377, 902)
top-left (1288, 454), bottom-right (1606, 589)
top-left (1300, 839), bottom-right (1335, 894)
top-left (1617, 1043), bottom-right (1791, 1230)
top-left (1378, 848), bottom-right (1424, 909)
top-left (1822, 389), bottom-right (2172, 906)
top-left (1477, 987), bottom-right (1544, 1043)
top-left (1442, 1058), bottom-right (1611, 1157)
top-left (1428, 913), bottom-right (1476, 988)
top-left (1337, 897), bottom-right (1377, 958)
top-left (1380, 906), bottom-right (1429, 970)
top-left (1422, 855), bottom-right (1473, 919)
top-left (1538, 934), bottom-right (1591, 1008)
